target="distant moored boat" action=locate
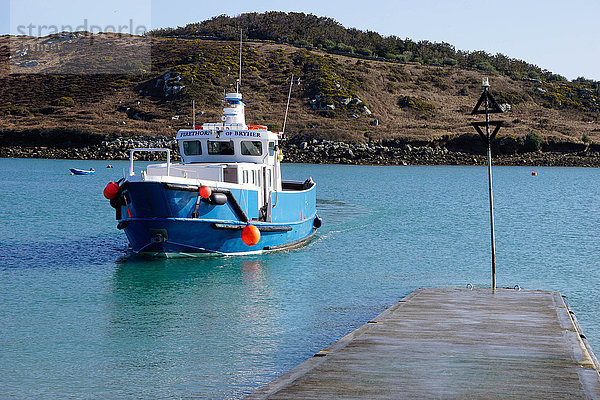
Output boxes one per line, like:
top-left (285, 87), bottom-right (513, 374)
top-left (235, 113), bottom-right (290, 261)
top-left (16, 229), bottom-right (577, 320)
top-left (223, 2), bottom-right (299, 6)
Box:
top-left (70, 168), bottom-right (95, 175)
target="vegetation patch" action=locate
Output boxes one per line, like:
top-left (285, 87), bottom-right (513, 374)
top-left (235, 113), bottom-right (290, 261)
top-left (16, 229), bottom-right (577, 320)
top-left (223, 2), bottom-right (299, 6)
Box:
top-left (495, 90), bottom-right (530, 105)
top-left (537, 80), bottom-right (600, 112)
top-left (582, 133), bottom-right (592, 144)
top-left (397, 95), bottom-right (435, 113)
top-left (293, 51), bottom-right (367, 116)
top-left (386, 65), bottom-right (410, 82)
top-left (50, 97), bottom-right (75, 107)
top-left (418, 72), bottom-right (450, 90)
top-left (0, 106), bottom-right (32, 116)
top-left (524, 131), bottom-right (543, 152)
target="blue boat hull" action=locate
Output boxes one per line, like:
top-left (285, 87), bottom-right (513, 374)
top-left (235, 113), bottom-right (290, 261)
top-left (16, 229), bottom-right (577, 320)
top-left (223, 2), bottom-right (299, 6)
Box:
top-left (115, 181), bottom-right (318, 255)
top-left (121, 218), bottom-right (317, 255)
top-left (70, 168), bottom-right (95, 175)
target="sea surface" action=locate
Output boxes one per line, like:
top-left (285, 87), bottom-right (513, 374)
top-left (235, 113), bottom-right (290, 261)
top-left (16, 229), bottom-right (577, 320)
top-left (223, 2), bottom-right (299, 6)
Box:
top-left (1, 158), bottom-right (599, 399)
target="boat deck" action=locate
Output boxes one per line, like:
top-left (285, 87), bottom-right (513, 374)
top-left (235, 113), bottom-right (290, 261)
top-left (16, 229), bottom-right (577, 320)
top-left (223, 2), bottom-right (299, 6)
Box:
top-left (247, 287), bottom-right (600, 399)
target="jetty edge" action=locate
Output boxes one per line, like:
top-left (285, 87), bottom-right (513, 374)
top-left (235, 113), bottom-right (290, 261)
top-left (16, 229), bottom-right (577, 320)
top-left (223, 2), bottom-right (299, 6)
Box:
top-left (246, 287), bottom-right (600, 399)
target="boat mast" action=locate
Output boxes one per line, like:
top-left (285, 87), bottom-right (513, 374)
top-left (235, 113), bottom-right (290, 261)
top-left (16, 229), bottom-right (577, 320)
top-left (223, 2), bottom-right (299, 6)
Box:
top-left (282, 73), bottom-right (294, 136)
top-left (237, 29), bottom-right (242, 93)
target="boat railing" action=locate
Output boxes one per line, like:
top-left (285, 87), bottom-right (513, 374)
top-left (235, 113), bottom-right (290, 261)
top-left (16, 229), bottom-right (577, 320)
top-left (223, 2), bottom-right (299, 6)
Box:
top-left (129, 148), bottom-right (171, 176)
top-left (146, 164), bottom-right (224, 181)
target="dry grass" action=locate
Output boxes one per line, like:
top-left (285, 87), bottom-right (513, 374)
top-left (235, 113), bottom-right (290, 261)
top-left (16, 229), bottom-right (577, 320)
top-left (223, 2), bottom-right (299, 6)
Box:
top-left (1, 35), bottom-right (599, 146)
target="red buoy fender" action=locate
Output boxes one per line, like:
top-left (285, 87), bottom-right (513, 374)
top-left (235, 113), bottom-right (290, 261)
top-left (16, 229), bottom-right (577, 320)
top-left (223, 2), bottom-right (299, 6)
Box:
top-left (199, 185), bottom-right (212, 199)
top-left (104, 181), bottom-right (120, 199)
top-left (241, 225), bottom-right (261, 246)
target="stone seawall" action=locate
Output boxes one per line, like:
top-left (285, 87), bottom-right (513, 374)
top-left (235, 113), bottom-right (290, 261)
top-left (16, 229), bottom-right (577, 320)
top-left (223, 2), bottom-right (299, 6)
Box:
top-left (1, 136), bottom-right (600, 167)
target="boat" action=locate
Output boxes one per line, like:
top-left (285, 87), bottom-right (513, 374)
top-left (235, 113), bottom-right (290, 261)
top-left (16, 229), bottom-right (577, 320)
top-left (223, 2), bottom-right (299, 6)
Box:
top-left (70, 168), bottom-right (95, 175)
top-left (103, 86), bottom-right (321, 256)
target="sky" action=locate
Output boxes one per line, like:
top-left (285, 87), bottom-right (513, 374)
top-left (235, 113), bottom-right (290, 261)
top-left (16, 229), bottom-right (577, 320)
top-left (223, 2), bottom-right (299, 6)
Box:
top-left (2, 0), bottom-right (599, 80)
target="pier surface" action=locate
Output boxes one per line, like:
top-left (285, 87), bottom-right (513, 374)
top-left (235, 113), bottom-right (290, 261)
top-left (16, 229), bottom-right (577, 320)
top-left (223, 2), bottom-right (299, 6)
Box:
top-left (247, 287), bottom-right (600, 399)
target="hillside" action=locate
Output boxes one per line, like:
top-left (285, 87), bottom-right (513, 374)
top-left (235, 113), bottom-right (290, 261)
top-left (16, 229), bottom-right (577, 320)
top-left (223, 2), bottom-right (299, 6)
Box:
top-left (1, 22), bottom-right (600, 163)
top-left (151, 12), bottom-right (567, 83)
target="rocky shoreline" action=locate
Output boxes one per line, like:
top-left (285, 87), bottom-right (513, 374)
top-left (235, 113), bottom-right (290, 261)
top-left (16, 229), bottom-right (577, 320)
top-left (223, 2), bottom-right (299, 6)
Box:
top-left (1, 135), bottom-right (600, 167)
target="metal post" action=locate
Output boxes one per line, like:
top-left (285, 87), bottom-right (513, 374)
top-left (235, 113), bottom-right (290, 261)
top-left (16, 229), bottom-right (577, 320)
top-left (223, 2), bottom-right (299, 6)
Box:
top-left (471, 77), bottom-right (504, 290)
top-left (192, 100), bottom-right (196, 129)
top-left (484, 86), bottom-right (497, 290)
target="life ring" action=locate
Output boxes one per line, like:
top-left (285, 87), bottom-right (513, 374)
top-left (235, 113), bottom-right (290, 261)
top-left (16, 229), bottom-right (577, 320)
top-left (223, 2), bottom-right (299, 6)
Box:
top-left (248, 125), bottom-right (267, 130)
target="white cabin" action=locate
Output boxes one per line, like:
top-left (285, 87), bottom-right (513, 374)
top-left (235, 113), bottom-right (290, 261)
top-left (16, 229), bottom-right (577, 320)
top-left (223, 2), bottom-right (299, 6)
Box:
top-left (174, 125), bottom-right (283, 192)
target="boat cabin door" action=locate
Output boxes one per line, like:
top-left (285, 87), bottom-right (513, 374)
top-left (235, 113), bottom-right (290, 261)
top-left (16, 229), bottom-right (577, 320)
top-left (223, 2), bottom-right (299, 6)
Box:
top-left (263, 166), bottom-right (272, 221)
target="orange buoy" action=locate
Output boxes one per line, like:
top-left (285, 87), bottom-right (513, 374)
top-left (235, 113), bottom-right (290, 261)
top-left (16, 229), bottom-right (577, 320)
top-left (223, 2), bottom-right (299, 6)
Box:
top-left (199, 185), bottom-right (212, 199)
top-left (241, 225), bottom-right (261, 246)
top-left (103, 181), bottom-right (119, 199)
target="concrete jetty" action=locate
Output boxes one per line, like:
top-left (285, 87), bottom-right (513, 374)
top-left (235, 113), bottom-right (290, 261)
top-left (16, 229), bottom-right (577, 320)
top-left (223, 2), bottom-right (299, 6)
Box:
top-left (247, 287), bottom-right (600, 399)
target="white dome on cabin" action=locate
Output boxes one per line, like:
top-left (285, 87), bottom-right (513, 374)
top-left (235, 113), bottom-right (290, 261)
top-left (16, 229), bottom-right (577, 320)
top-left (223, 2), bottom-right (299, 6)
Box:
top-left (223, 92), bottom-right (247, 128)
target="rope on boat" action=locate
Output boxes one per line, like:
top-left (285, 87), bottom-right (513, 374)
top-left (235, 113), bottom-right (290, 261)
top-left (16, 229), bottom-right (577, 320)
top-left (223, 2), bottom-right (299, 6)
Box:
top-left (165, 240), bottom-right (227, 255)
top-left (135, 239), bottom-right (227, 256)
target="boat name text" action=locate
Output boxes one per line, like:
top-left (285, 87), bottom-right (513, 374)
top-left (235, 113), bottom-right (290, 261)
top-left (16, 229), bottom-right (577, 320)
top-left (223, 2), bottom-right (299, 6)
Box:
top-left (178, 130), bottom-right (262, 138)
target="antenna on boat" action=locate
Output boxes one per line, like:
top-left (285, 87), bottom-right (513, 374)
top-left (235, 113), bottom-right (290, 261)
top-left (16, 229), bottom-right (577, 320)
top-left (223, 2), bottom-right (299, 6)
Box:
top-left (282, 73), bottom-right (294, 136)
top-left (192, 100), bottom-right (196, 129)
top-left (237, 29), bottom-right (243, 93)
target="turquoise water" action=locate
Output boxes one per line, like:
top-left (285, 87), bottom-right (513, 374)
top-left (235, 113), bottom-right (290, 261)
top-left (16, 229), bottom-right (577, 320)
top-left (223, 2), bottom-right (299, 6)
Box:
top-left (1, 158), bottom-right (599, 399)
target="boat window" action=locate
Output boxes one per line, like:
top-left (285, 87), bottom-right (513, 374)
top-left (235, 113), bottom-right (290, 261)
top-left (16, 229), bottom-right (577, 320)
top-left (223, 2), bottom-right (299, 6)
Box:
top-left (208, 140), bottom-right (235, 155)
top-left (252, 170), bottom-right (256, 185)
top-left (183, 140), bottom-right (202, 155)
top-left (241, 141), bottom-right (263, 156)
top-left (243, 170), bottom-right (248, 183)
top-left (268, 142), bottom-right (275, 156)
top-left (223, 166), bottom-right (238, 184)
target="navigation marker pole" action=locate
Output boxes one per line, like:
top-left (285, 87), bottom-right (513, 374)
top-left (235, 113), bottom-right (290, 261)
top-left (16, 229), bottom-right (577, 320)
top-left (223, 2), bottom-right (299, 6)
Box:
top-left (484, 82), bottom-right (497, 290)
top-left (471, 77), bottom-right (505, 290)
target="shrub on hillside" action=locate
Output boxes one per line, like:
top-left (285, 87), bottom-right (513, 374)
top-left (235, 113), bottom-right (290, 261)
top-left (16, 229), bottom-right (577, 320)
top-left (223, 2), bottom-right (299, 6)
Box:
top-left (0, 106), bottom-right (32, 116)
top-left (495, 90), bottom-right (530, 105)
top-left (51, 97), bottom-right (75, 107)
top-left (321, 39), bottom-right (336, 50)
top-left (355, 48), bottom-right (372, 57)
top-left (524, 131), bottom-right (542, 152)
top-left (335, 43), bottom-right (354, 53)
top-left (582, 133), bottom-right (591, 144)
top-left (442, 58), bottom-right (458, 66)
top-left (397, 96), bottom-right (435, 113)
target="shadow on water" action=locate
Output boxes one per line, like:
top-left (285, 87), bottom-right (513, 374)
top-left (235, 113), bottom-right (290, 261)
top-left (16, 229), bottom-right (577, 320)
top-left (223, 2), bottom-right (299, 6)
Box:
top-left (316, 198), bottom-right (369, 219)
top-left (0, 235), bottom-right (129, 269)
